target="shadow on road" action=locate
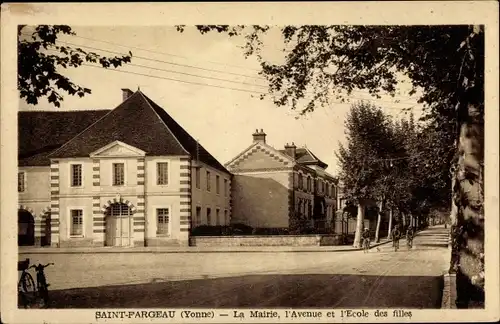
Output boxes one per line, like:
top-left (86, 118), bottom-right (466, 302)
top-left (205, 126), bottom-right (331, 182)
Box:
top-left (40, 274), bottom-right (444, 309)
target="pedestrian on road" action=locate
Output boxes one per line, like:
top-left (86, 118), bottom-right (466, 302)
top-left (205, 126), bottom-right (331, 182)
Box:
top-left (406, 225), bottom-right (414, 249)
top-left (362, 228), bottom-right (371, 253)
top-left (391, 225), bottom-right (401, 252)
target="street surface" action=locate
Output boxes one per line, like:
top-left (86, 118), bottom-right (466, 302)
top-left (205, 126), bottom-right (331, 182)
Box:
top-left (19, 226), bottom-right (450, 308)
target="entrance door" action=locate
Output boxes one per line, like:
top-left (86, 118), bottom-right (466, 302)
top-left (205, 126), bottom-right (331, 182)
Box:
top-left (18, 210), bottom-right (35, 246)
top-left (106, 203), bottom-right (132, 247)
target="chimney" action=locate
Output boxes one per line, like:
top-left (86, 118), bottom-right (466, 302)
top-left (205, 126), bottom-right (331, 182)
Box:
top-left (252, 128), bottom-right (266, 144)
top-left (121, 88), bottom-right (134, 102)
top-left (284, 142), bottom-right (297, 160)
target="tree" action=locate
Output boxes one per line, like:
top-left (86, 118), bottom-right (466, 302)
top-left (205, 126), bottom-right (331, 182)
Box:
top-left (18, 25), bottom-right (133, 107)
top-left (336, 102), bottom-right (392, 248)
top-left (179, 25), bottom-right (485, 307)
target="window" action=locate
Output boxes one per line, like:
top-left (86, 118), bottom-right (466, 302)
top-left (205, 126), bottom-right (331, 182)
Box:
top-left (206, 171), bottom-right (211, 191)
top-left (156, 208), bottom-right (169, 235)
top-left (224, 179), bottom-right (228, 197)
top-left (216, 208), bottom-right (220, 225)
top-left (112, 163), bottom-right (125, 186)
top-left (307, 177), bottom-right (311, 192)
top-left (216, 175), bottom-right (220, 194)
top-left (195, 168), bottom-right (201, 189)
top-left (71, 164), bottom-right (82, 187)
top-left (70, 209), bottom-right (83, 236)
top-left (110, 203), bottom-right (130, 216)
top-left (224, 209), bottom-right (229, 224)
top-left (298, 174), bottom-right (303, 190)
top-left (320, 180), bottom-right (324, 193)
top-left (196, 207), bottom-right (201, 226)
top-left (326, 184), bottom-right (330, 197)
top-left (206, 208), bottom-right (212, 225)
top-left (157, 162), bottom-right (168, 185)
top-left (18, 172), bottom-right (25, 192)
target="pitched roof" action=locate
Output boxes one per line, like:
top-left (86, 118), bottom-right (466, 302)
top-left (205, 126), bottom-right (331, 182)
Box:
top-left (143, 94), bottom-right (228, 173)
top-left (279, 147), bottom-right (328, 169)
top-left (50, 91), bottom-right (229, 174)
top-left (18, 110), bottom-right (111, 166)
top-left (224, 141), bottom-right (295, 170)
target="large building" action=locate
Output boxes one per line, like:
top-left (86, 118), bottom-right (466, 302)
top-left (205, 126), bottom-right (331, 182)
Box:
top-left (18, 89), bottom-right (231, 247)
top-left (226, 129), bottom-right (338, 232)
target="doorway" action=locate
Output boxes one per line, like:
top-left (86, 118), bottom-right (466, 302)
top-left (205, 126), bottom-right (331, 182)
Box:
top-left (18, 210), bottom-right (35, 246)
top-left (106, 203), bottom-right (132, 247)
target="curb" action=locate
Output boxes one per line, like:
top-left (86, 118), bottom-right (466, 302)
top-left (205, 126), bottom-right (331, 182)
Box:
top-left (21, 224), bottom-right (447, 255)
top-left (19, 240), bottom-right (394, 255)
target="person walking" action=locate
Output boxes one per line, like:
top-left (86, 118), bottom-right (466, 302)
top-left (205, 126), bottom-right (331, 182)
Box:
top-left (391, 225), bottom-right (401, 252)
top-left (362, 227), bottom-right (371, 253)
top-left (406, 225), bottom-right (414, 249)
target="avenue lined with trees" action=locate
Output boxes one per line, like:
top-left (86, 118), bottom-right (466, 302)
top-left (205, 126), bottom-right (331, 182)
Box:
top-left (178, 25), bottom-right (485, 308)
top-left (18, 24), bottom-right (485, 309)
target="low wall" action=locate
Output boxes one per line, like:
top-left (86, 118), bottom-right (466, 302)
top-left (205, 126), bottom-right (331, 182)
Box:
top-left (190, 234), bottom-right (343, 247)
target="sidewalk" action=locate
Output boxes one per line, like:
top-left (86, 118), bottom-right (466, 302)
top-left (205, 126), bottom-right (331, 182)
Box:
top-left (19, 238), bottom-right (393, 254)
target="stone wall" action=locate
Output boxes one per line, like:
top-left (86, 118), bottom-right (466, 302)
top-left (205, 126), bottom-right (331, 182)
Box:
top-left (190, 234), bottom-right (343, 247)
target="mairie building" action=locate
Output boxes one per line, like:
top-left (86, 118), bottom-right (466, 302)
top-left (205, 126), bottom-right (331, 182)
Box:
top-left (18, 89), bottom-right (231, 247)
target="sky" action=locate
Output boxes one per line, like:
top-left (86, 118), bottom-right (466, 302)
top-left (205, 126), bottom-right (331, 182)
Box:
top-left (19, 26), bottom-right (425, 175)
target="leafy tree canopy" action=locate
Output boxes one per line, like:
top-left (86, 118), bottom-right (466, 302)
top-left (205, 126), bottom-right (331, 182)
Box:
top-left (177, 25), bottom-right (483, 120)
top-left (336, 101), bottom-right (393, 201)
top-left (18, 25), bottom-right (133, 107)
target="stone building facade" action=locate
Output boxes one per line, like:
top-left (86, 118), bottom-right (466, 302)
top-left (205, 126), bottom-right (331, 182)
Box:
top-left (226, 130), bottom-right (338, 232)
top-left (18, 89), bottom-right (231, 247)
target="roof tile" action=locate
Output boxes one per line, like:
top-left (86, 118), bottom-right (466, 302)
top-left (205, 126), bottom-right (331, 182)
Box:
top-left (44, 91), bottom-right (229, 174)
top-left (18, 110), bottom-right (111, 166)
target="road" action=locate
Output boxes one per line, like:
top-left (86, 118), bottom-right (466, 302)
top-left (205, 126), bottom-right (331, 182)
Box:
top-left (19, 226), bottom-right (450, 308)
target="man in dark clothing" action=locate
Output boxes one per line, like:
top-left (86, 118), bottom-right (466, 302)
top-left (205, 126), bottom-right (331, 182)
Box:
top-left (391, 225), bottom-right (401, 251)
top-left (406, 225), bottom-right (415, 248)
top-left (361, 228), bottom-right (371, 252)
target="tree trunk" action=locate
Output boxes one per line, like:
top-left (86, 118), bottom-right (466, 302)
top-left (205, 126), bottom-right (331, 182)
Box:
top-left (450, 26), bottom-right (484, 308)
top-left (353, 200), bottom-right (366, 248)
top-left (450, 100), bottom-right (484, 308)
top-left (387, 208), bottom-right (393, 240)
top-left (402, 212), bottom-right (406, 227)
top-left (375, 200), bottom-right (383, 243)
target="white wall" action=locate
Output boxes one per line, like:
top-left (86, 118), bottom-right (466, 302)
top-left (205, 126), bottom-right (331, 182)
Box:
top-left (58, 197), bottom-right (93, 241)
top-left (18, 166), bottom-right (51, 217)
top-left (191, 162), bottom-right (231, 226)
top-left (231, 171), bottom-right (289, 228)
top-left (145, 156), bottom-right (182, 194)
top-left (99, 157), bottom-right (139, 195)
top-left (145, 195), bottom-right (181, 240)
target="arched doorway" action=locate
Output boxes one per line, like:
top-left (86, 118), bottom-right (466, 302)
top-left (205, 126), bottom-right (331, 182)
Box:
top-left (105, 203), bottom-right (132, 247)
top-left (18, 210), bottom-right (35, 246)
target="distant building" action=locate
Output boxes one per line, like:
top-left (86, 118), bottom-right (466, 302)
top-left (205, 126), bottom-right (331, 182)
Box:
top-left (226, 129), bottom-right (338, 232)
top-left (18, 89), bottom-right (231, 248)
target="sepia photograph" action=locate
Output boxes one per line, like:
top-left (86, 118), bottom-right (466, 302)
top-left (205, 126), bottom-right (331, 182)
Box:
top-left (1, 2), bottom-right (499, 323)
